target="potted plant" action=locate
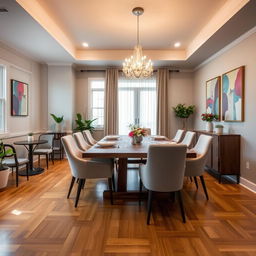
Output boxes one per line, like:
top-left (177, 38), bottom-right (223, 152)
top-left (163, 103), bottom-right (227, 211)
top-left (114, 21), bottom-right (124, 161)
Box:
top-left (173, 104), bottom-right (195, 130)
top-left (215, 124), bottom-right (224, 134)
top-left (50, 114), bottom-right (64, 132)
top-left (0, 141), bottom-right (13, 189)
top-left (74, 113), bottom-right (96, 132)
top-left (128, 124), bottom-right (147, 145)
top-left (27, 132), bottom-right (34, 142)
top-left (201, 113), bottom-right (218, 132)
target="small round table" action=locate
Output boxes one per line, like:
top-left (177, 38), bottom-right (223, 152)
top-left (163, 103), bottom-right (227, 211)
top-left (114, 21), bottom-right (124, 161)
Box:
top-left (14, 140), bottom-right (48, 176)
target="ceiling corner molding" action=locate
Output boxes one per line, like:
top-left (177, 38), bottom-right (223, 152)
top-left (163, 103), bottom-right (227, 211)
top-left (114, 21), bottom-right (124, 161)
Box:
top-left (47, 62), bottom-right (73, 66)
top-left (193, 25), bottom-right (256, 72)
top-left (16, 0), bottom-right (76, 59)
top-left (76, 49), bottom-right (186, 61)
top-left (186, 0), bottom-right (250, 59)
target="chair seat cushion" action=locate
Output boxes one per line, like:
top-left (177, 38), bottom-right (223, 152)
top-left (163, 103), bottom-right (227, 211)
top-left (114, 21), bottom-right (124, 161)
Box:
top-left (3, 158), bottom-right (29, 167)
top-left (34, 148), bottom-right (52, 154)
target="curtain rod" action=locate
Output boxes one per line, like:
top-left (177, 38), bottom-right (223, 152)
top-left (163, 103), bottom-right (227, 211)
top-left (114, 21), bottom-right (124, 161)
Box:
top-left (79, 69), bottom-right (180, 73)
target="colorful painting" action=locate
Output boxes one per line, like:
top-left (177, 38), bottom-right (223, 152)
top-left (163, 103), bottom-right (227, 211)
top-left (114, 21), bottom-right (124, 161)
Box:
top-left (206, 76), bottom-right (220, 119)
top-left (11, 80), bottom-right (28, 116)
top-left (222, 66), bottom-right (244, 122)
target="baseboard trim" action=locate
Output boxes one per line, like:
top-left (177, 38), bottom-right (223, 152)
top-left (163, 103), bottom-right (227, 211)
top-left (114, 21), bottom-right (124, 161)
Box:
top-left (239, 177), bottom-right (256, 193)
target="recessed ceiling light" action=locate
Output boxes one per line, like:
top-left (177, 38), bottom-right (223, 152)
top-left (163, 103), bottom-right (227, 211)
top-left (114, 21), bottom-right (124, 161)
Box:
top-left (82, 42), bottom-right (89, 47)
top-left (174, 42), bottom-right (181, 48)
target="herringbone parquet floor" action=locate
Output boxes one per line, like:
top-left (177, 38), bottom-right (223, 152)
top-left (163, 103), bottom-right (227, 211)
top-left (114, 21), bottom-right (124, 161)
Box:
top-left (0, 160), bottom-right (256, 256)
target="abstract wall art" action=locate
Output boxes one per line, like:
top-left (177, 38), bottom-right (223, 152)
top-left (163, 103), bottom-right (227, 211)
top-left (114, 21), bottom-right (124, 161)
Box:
top-left (11, 79), bottom-right (28, 116)
top-left (222, 66), bottom-right (244, 122)
top-left (206, 76), bottom-right (220, 119)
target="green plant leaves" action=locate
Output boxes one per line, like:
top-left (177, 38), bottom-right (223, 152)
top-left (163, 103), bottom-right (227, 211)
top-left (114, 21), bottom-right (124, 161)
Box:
top-left (74, 113), bottom-right (96, 132)
top-left (50, 113), bottom-right (64, 123)
top-left (172, 104), bottom-right (195, 119)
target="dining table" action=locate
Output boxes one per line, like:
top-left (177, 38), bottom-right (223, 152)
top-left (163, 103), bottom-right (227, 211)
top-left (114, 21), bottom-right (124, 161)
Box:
top-left (82, 135), bottom-right (197, 198)
top-left (14, 139), bottom-right (48, 176)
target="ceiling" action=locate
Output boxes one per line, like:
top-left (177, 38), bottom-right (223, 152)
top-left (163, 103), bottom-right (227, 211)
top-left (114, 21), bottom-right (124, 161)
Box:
top-left (0, 0), bottom-right (256, 68)
top-left (36, 0), bottom-right (227, 50)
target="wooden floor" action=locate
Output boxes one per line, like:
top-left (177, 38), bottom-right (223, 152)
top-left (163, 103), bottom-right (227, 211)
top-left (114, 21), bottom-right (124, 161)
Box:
top-left (0, 160), bottom-right (256, 256)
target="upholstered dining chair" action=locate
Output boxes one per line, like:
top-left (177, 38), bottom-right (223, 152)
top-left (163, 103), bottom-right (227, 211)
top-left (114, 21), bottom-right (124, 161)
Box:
top-left (62, 135), bottom-right (114, 207)
top-left (73, 132), bottom-right (91, 151)
top-left (139, 144), bottom-right (187, 224)
top-left (83, 130), bottom-right (97, 145)
top-left (180, 131), bottom-right (196, 148)
top-left (33, 133), bottom-right (54, 169)
top-left (171, 129), bottom-right (185, 143)
top-left (185, 134), bottom-right (212, 200)
top-left (3, 144), bottom-right (29, 187)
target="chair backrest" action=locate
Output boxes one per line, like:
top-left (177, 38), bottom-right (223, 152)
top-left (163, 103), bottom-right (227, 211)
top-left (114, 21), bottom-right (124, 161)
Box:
top-left (36, 133), bottom-right (54, 149)
top-left (144, 128), bottom-right (151, 136)
top-left (172, 129), bottom-right (185, 143)
top-left (141, 144), bottom-right (187, 192)
top-left (185, 134), bottom-right (213, 177)
top-left (61, 135), bottom-right (86, 178)
top-left (83, 130), bottom-right (97, 145)
top-left (180, 131), bottom-right (196, 148)
top-left (73, 132), bottom-right (91, 151)
top-left (3, 144), bottom-right (18, 165)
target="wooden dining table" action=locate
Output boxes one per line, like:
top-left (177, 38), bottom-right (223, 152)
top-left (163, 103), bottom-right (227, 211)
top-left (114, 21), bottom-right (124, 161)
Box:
top-left (82, 135), bottom-right (197, 198)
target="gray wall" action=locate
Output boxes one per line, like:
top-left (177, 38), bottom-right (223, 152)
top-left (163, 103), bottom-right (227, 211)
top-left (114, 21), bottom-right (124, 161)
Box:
top-left (193, 30), bottom-right (256, 183)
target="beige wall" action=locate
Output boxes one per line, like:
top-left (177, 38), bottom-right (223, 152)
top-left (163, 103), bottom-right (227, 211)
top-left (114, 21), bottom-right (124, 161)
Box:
top-left (193, 31), bottom-right (256, 183)
top-left (0, 42), bottom-right (47, 156)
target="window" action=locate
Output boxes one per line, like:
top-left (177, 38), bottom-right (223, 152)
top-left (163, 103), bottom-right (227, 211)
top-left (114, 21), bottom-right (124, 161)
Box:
top-left (0, 65), bottom-right (6, 133)
top-left (118, 76), bottom-right (157, 135)
top-left (88, 78), bottom-right (105, 128)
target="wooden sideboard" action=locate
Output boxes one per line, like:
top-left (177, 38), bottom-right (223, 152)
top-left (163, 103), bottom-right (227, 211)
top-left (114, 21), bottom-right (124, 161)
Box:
top-left (195, 130), bottom-right (241, 184)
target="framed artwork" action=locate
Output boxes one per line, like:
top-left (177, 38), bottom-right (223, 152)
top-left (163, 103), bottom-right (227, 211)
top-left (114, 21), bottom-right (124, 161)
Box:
top-left (11, 79), bottom-right (28, 116)
top-left (206, 76), bottom-right (220, 119)
top-left (221, 66), bottom-right (244, 122)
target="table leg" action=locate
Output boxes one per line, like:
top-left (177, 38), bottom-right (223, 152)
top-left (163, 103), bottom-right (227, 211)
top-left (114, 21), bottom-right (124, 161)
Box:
top-left (117, 158), bottom-right (128, 192)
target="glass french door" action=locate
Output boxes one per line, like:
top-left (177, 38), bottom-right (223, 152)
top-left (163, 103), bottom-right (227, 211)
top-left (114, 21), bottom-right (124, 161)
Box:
top-left (118, 77), bottom-right (157, 135)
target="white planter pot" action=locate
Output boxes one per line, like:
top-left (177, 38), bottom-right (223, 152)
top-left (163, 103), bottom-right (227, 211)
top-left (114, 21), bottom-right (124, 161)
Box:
top-left (0, 168), bottom-right (10, 189)
top-left (55, 123), bottom-right (62, 132)
top-left (216, 127), bottom-right (224, 134)
top-left (28, 136), bottom-right (34, 142)
top-left (206, 122), bottom-right (213, 132)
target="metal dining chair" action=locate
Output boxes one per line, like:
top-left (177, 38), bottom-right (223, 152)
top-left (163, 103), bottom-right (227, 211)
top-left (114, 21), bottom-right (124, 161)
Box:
top-left (3, 144), bottom-right (29, 187)
top-left (33, 133), bottom-right (54, 169)
top-left (139, 144), bottom-right (187, 224)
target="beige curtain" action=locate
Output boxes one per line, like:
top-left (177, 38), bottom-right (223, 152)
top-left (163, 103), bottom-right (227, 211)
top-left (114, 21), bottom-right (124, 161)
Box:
top-left (157, 68), bottom-right (169, 137)
top-left (104, 68), bottom-right (118, 135)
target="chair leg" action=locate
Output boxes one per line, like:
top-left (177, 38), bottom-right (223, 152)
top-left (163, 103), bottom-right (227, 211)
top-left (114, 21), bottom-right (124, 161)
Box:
top-left (75, 179), bottom-right (84, 208)
top-left (26, 163), bottom-right (29, 181)
top-left (189, 176), bottom-right (193, 182)
top-left (194, 176), bottom-right (198, 189)
top-left (46, 154), bottom-right (49, 169)
top-left (112, 173), bottom-right (115, 192)
top-left (51, 152), bottom-right (54, 165)
top-left (11, 167), bottom-right (14, 175)
top-left (199, 175), bottom-right (209, 200)
top-left (108, 177), bottom-right (113, 205)
top-left (67, 176), bottom-right (76, 199)
top-left (176, 190), bottom-right (186, 223)
top-left (16, 166), bottom-right (19, 187)
top-left (147, 190), bottom-right (153, 225)
top-left (139, 178), bottom-right (143, 205)
top-left (38, 155), bottom-right (41, 167)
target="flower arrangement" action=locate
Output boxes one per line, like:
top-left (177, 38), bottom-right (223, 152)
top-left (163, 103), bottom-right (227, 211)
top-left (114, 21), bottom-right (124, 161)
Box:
top-left (128, 125), bottom-right (146, 137)
top-left (201, 113), bottom-right (218, 122)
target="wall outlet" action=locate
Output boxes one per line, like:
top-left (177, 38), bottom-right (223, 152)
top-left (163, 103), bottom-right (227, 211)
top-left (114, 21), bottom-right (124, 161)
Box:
top-left (246, 161), bottom-right (250, 169)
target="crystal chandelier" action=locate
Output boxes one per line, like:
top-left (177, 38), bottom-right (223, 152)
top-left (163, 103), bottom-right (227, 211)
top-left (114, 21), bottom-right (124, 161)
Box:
top-left (122, 7), bottom-right (153, 79)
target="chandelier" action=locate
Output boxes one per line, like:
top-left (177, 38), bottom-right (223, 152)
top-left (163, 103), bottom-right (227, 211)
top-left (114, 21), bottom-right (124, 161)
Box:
top-left (122, 7), bottom-right (153, 79)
